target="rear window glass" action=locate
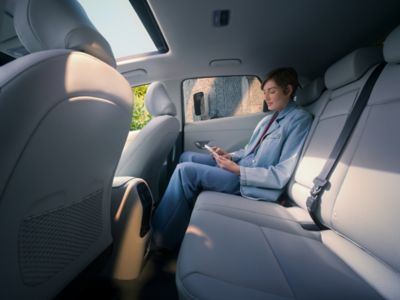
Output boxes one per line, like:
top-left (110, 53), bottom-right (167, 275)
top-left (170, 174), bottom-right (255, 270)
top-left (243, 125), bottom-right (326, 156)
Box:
top-left (183, 76), bottom-right (264, 122)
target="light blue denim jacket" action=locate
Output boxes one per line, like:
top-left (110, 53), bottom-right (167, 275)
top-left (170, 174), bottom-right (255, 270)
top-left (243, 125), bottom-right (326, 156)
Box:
top-left (231, 101), bottom-right (312, 201)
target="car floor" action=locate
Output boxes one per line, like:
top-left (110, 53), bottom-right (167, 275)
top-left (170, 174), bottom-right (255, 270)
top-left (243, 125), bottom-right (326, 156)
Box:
top-left (56, 248), bottom-right (179, 300)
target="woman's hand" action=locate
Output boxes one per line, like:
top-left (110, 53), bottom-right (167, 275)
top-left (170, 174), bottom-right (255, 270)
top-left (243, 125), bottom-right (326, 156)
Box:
top-left (211, 146), bottom-right (231, 159)
top-left (214, 154), bottom-right (240, 175)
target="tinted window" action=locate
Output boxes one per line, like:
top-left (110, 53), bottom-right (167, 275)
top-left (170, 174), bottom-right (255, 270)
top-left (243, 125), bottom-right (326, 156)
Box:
top-left (183, 76), bottom-right (264, 123)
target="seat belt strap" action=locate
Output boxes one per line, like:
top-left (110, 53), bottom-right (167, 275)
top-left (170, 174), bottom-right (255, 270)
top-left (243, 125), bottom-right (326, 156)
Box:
top-left (306, 62), bottom-right (386, 228)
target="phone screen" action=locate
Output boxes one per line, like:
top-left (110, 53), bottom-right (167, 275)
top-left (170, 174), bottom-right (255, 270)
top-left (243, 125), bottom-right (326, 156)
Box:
top-left (204, 144), bottom-right (217, 155)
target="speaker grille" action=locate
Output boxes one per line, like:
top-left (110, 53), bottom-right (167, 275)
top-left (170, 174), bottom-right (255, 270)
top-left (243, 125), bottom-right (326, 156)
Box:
top-left (18, 189), bottom-right (104, 286)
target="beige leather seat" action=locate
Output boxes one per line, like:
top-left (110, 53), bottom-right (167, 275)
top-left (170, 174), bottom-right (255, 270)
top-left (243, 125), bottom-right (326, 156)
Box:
top-left (0, 0), bottom-right (132, 299)
top-left (116, 82), bottom-right (180, 203)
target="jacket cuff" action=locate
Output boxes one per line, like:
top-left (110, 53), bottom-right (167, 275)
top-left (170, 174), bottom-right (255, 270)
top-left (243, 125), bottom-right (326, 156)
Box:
top-left (239, 165), bottom-right (247, 185)
top-left (230, 152), bottom-right (241, 162)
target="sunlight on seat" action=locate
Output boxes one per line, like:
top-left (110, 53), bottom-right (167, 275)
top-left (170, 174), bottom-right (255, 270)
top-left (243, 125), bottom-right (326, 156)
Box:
top-left (186, 225), bottom-right (213, 249)
top-left (295, 156), bottom-right (328, 184)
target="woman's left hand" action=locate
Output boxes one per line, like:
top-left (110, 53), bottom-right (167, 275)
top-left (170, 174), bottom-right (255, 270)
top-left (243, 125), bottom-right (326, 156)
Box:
top-left (214, 154), bottom-right (240, 175)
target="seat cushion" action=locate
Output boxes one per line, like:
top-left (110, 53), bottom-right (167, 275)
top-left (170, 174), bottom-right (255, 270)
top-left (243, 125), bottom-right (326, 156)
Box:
top-left (177, 202), bottom-right (382, 300)
top-left (196, 191), bottom-right (314, 232)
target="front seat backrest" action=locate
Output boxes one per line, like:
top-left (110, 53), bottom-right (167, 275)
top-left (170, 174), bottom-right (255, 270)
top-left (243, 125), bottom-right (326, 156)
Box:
top-left (116, 82), bottom-right (180, 203)
top-left (0, 0), bottom-right (132, 299)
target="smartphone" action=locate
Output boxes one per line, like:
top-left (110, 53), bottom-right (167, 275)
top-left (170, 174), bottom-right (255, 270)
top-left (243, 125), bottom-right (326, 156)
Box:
top-left (204, 144), bottom-right (218, 155)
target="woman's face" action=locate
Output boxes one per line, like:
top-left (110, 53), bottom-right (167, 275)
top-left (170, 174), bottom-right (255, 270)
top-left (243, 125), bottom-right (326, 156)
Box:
top-left (263, 79), bottom-right (292, 112)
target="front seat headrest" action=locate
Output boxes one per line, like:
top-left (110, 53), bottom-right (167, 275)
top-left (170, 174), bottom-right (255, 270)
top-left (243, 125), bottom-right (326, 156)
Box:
top-left (145, 82), bottom-right (177, 117)
top-left (14, 0), bottom-right (116, 67)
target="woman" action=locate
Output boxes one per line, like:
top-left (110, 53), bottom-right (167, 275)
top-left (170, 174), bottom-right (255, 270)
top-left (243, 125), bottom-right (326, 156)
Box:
top-left (152, 67), bottom-right (313, 250)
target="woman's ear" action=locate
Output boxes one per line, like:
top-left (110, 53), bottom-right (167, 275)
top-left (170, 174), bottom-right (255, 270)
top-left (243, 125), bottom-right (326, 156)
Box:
top-left (284, 85), bottom-right (294, 97)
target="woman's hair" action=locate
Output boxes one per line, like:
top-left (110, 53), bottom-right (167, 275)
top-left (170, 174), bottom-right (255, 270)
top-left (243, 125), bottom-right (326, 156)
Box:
top-left (261, 67), bottom-right (299, 99)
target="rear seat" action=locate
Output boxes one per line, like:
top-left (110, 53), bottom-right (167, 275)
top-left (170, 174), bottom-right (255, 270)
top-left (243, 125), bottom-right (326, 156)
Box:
top-left (176, 25), bottom-right (400, 300)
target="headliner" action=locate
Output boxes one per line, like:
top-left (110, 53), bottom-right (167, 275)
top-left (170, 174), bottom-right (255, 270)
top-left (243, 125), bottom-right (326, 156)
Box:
top-left (118, 0), bottom-right (400, 85)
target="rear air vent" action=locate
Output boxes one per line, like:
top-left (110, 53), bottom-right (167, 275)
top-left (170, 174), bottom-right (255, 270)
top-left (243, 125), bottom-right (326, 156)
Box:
top-left (213, 10), bottom-right (230, 27)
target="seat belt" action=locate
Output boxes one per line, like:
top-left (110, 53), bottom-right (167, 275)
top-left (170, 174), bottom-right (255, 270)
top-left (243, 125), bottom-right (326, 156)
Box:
top-left (306, 63), bottom-right (386, 228)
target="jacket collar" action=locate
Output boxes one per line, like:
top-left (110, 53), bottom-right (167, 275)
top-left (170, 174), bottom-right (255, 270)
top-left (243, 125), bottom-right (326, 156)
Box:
top-left (276, 101), bottom-right (297, 121)
top-left (264, 101), bottom-right (297, 135)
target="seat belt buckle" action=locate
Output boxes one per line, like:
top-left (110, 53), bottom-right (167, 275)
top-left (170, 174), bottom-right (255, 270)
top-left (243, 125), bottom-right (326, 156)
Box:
top-left (310, 177), bottom-right (328, 199)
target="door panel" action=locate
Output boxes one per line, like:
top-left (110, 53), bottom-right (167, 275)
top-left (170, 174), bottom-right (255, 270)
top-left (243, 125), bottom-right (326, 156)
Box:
top-left (184, 112), bottom-right (268, 153)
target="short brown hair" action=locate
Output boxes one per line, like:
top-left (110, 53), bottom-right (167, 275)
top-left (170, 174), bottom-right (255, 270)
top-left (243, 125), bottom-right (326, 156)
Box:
top-left (261, 67), bottom-right (299, 99)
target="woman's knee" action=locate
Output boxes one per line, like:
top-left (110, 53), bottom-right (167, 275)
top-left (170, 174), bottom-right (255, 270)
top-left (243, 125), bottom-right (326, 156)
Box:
top-left (179, 151), bottom-right (195, 163)
top-left (180, 151), bottom-right (216, 166)
top-left (176, 161), bottom-right (195, 175)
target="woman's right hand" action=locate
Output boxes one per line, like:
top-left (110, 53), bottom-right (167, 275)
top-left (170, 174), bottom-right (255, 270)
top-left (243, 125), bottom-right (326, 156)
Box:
top-left (211, 146), bottom-right (231, 159)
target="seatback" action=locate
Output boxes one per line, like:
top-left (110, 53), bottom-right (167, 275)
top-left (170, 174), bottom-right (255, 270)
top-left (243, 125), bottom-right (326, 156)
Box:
top-left (288, 47), bottom-right (383, 216)
top-left (289, 28), bottom-right (400, 298)
top-left (319, 25), bottom-right (400, 299)
top-left (0, 0), bottom-right (132, 299)
top-left (116, 82), bottom-right (180, 203)
top-left (296, 77), bottom-right (326, 118)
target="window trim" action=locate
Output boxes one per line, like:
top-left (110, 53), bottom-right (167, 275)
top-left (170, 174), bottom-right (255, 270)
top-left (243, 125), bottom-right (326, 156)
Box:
top-left (129, 0), bottom-right (169, 54)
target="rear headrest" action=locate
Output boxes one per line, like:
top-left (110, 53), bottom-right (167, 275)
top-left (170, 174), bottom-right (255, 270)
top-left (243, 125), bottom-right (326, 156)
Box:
top-left (145, 82), bottom-right (177, 117)
top-left (325, 47), bottom-right (383, 90)
top-left (14, 0), bottom-right (116, 67)
top-left (383, 24), bottom-right (400, 63)
top-left (295, 77), bottom-right (325, 106)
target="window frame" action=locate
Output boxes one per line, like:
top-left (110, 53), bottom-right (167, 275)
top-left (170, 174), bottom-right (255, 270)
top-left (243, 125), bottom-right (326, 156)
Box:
top-left (128, 0), bottom-right (169, 55)
top-left (180, 74), bottom-right (265, 125)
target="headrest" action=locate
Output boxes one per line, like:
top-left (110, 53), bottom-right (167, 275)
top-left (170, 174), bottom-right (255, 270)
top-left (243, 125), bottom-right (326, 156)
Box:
top-left (14, 0), bottom-right (116, 67)
top-left (325, 47), bottom-right (383, 90)
top-left (5, 0), bottom-right (16, 15)
top-left (145, 82), bottom-right (177, 117)
top-left (384, 24), bottom-right (400, 63)
top-left (295, 77), bottom-right (325, 106)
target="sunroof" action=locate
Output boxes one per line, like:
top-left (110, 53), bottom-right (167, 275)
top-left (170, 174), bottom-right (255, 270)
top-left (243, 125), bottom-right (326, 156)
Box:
top-left (77, 0), bottom-right (159, 59)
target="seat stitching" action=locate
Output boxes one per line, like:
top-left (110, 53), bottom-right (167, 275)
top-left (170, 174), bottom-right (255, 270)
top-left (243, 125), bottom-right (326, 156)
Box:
top-left (176, 272), bottom-right (202, 300)
top-left (319, 111), bottom-right (353, 122)
top-left (196, 204), bottom-right (298, 223)
top-left (180, 271), bottom-right (293, 299)
top-left (258, 226), bottom-right (297, 299)
top-left (367, 96), bottom-right (400, 106)
top-left (195, 209), bottom-right (320, 241)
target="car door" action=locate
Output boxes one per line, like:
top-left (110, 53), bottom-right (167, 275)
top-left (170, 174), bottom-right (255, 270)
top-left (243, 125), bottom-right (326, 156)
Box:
top-left (182, 76), bottom-right (268, 154)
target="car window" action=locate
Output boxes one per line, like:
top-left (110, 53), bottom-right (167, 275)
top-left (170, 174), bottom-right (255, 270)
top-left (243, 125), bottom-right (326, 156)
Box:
top-left (77, 0), bottom-right (159, 59)
top-left (183, 76), bottom-right (264, 123)
top-left (131, 84), bottom-right (151, 130)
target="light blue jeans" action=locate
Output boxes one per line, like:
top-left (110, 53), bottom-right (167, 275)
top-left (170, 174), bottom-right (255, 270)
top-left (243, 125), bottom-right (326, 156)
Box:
top-left (152, 151), bottom-right (240, 250)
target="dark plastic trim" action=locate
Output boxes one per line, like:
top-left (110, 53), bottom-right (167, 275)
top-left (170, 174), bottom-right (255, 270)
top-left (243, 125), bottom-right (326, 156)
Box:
top-left (129, 0), bottom-right (169, 54)
top-left (0, 52), bottom-right (15, 66)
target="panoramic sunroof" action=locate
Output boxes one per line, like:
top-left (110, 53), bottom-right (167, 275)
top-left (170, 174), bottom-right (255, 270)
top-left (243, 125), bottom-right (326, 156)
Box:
top-left (78, 0), bottom-right (162, 60)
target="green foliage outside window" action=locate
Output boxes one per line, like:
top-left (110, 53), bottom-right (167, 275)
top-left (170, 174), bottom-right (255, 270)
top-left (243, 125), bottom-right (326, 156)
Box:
top-left (131, 84), bottom-right (152, 130)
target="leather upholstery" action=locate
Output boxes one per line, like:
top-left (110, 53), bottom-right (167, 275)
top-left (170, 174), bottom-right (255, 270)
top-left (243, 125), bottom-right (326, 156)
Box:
top-left (383, 24), bottom-right (400, 63)
top-left (176, 36), bottom-right (400, 299)
top-left (145, 82), bottom-right (177, 116)
top-left (116, 82), bottom-right (179, 202)
top-left (296, 77), bottom-right (325, 106)
top-left (0, 0), bottom-right (132, 298)
top-left (325, 47), bottom-right (383, 89)
top-left (14, 0), bottom-right (116, 67)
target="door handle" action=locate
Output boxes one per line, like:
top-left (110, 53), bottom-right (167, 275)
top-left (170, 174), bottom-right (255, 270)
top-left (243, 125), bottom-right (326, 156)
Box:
top-left (194, 141), bottom-right (210, 150)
